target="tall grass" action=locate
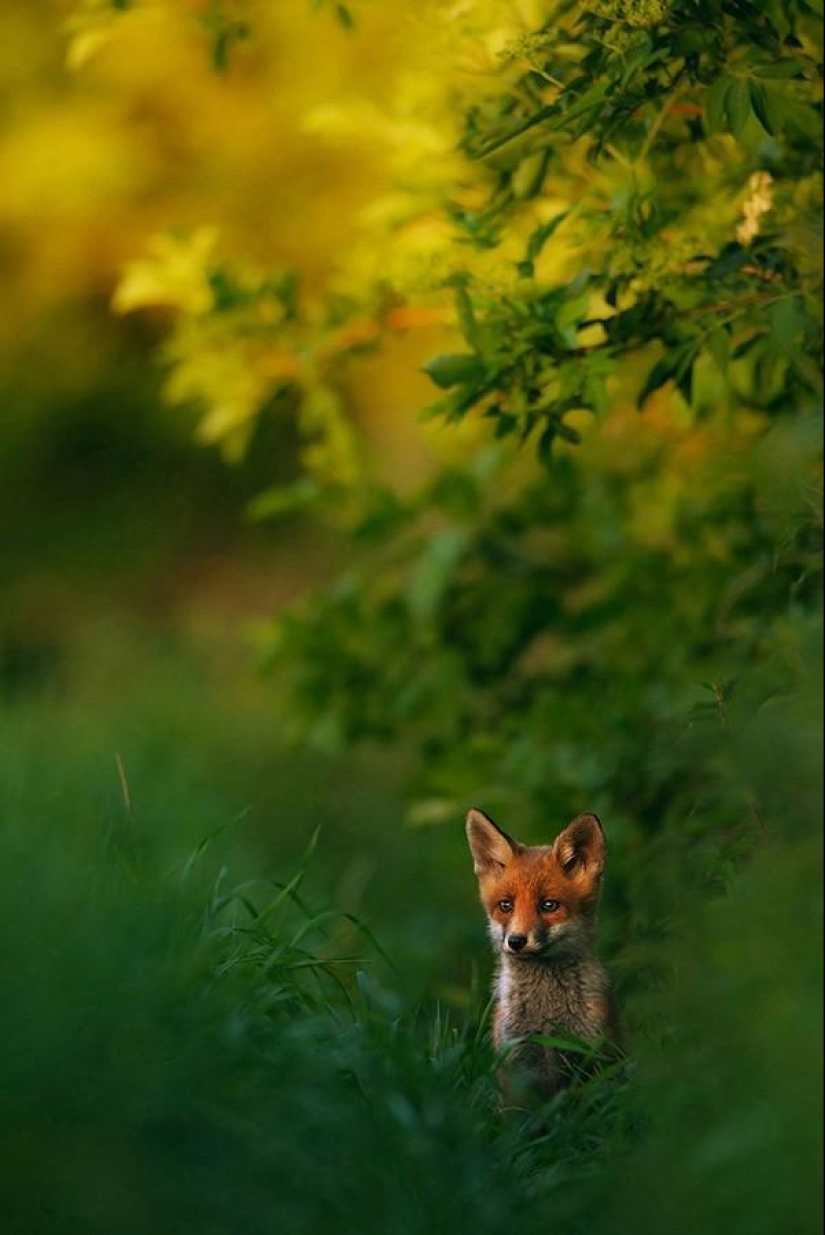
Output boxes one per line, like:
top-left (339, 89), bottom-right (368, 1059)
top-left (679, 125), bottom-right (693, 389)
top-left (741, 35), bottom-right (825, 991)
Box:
top-left (1, 632), bottom-right (821, 1235)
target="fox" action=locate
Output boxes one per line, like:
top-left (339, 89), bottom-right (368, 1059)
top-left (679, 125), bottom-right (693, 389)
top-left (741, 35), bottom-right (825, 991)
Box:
top-left (466, 807), bottom-right (619, 1100)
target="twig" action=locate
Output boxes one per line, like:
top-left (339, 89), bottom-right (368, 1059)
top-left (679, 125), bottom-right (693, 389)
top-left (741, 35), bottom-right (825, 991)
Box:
top-left (115, 752), bottom-right (133, 822)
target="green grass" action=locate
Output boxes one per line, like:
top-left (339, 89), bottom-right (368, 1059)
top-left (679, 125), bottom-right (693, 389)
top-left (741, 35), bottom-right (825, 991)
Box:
top-left (0, 630), bottom-right (821, 1235)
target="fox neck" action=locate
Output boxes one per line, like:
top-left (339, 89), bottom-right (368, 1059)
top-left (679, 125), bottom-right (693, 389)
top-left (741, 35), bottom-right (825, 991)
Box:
top-left (494, 945), bottom-right (609, 1046)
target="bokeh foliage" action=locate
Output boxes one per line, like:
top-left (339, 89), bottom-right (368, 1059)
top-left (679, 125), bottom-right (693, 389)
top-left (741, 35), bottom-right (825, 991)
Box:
top-left (1, 2), bottom-right (822, 1233)
top-left (105, 0), bottom-right (822, 849)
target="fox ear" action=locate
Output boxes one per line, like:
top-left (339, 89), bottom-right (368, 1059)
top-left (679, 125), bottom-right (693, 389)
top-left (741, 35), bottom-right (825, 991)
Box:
top-left (552, 813), bottom-right (605, 883)
top-left (466, 808), bottom-right (521, 877)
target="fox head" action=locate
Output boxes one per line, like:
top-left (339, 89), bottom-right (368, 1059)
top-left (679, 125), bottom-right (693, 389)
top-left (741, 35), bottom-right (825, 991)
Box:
top-left (466, 808), bottom-right (605, 960)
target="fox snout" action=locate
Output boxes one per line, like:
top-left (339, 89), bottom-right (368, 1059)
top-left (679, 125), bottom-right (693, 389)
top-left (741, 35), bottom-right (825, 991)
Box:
top-left (491, 921), bottom-right (551, 956)
top-left (504, 929), bottom-right (552, 956)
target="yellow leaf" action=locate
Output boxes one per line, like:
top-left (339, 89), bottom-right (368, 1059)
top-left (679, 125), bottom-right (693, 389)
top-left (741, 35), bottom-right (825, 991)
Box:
top-left (112, 228), bottom-right (219, 316)
top-left (66, 27), bottom-right (113, 71)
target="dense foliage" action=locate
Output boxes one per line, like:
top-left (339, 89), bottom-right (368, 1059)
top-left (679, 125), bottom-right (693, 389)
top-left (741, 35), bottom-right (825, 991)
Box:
top-left (97, 0), bottom-right (823, 800)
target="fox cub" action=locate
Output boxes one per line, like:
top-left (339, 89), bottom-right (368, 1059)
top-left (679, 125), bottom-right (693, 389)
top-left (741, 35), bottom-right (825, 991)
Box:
top-left (466, 807), bottom-right (619, 1098)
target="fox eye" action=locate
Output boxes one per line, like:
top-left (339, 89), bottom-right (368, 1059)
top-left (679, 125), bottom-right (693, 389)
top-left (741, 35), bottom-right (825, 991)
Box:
top-left (540, 898), bottom-right (561, 913)
top-left (498, 899), bottom-right (513, 913)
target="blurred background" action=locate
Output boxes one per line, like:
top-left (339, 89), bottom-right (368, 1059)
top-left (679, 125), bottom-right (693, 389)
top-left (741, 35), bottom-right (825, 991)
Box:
top-left (1, 3), bottom-right (822, 1233)
top-left (1, 0), bottom-right (441, 918)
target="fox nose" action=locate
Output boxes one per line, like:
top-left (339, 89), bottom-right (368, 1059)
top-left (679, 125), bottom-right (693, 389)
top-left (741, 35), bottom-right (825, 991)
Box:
top-left (507, 934), bottom-right (528, 952)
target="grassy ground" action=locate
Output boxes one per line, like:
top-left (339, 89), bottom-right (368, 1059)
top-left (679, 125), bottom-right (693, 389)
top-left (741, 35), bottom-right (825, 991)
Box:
top-left (1, 624), bottom-right (821, 1235)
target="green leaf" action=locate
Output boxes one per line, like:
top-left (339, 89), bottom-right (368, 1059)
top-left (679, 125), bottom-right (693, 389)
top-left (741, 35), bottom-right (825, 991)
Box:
top-left (556, 291), bottom-right (590, 345)
top-left (537, 421), bottom-right (557, 463)
top-left (493, 412), bottom-right (517, 439)
top-left (453, 282), bottom-right (479, 348)
top-left (558, 81), bottom-right (610, 128)
top-left (732, 333), bottom-right (767, 361)
top-left (707, 328), bottom-right (730, 374)
top-left (726, 79), bottom-right (752, 139)
top-left (768, 297), bottom-right (805, 349)
top-left (407, 527), bottom-right (469, 621)
top-left (584, 369), bottom-right (609, 415)
top-left (637, 356), bottom-right (676, 407)
top-left (554, 418), bottom-right (582, 445)
top-left (619, 35), bottom-right (654, 89)
top-left (476, 103), bottom-right (556, 159)
top-left (247, 478), bottom-right (323, 521)
top-left (753, 61), bottom-right (803, 79)
top-left (675, 351), bottom-right (697, 404)
top-left (782, 95), bottom-right (822, 140)
top-left (524, 211), bottom-right (569, 267)
top-left (512, 150), bottom-right (550, 200)
top-left (704, 76), bottom-right (731, 136)
top-left (211, 21), bottom-right (249, 72)
top-left (422, 353), bottom-right (483, 389)
top-left (749, 81), bottom-right (775, 135)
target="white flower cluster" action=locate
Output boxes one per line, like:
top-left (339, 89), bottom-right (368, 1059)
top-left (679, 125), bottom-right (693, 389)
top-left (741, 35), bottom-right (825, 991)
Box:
top-left (736, 171), bottom-right (774, 247)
